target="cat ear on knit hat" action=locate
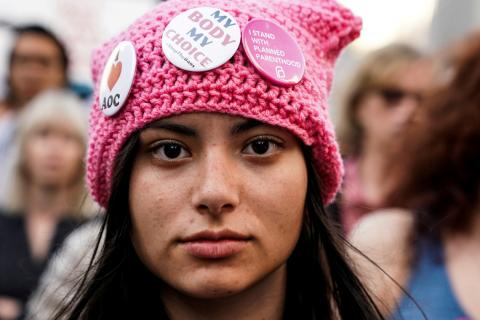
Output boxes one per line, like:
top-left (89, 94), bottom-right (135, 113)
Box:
top-left (90, 0), bottom-right (361, 85)
top-left (265, 0), bottom-right (361, 61)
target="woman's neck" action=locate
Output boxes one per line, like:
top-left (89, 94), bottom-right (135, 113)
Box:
top-left (24, 183), bottom-right (74, 261)
top-left (357, 143), bottom-right (390, 204)
top-left (26, 183), bottom-right (72, 218)
top-left (162, 264), bottom-right (286, 320)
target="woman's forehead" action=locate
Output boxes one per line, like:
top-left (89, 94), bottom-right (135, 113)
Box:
top-left (144, 113), bottom-right (278, 132)
top-left (30, 119), bottom-right (82, 136)
top-left (153, 113), bottom-right (253, 124)
top-left (138, 113), bottom-right (300, 144)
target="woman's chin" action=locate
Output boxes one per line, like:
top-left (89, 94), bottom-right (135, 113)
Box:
top-left (185, 286), bottom-right (242, 299)
top-left (172, 275), bottom-right (253, 300)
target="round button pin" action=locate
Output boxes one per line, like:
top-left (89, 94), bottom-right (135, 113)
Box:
top-left (162, 7), bottom-right (241, 72)
top-left (242, 19), bottom-right (305, 86)
top-left (99, 41), bottom-right (137, 117)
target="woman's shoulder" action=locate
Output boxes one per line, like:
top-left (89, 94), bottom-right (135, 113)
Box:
top-left (349, 208), bottom-right (415, 272)
top-left (349, 208), bottom-right (414, 251)
top-left (348, 208), bottom-right (415, 315)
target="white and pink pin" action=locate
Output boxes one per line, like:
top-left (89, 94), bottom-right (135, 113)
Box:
top-left (161, 7), bottom-right (305, 86)
top-left (242, 19), bottom-right (305, 87)
top-left (161, 7), bottom-right (241, 72)
top-left (99, 41), bottom-right (137, 117)
top-left (98, 7), bottom-right (306, 116)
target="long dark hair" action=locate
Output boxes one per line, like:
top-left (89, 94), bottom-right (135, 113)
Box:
top-left (55, 131), bottom-right (385, 319)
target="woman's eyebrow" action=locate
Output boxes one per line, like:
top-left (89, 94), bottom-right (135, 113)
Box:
top-left (231, 119), bottom-right (263, 135)
top-left (145, 121), bottom-right (197, 136)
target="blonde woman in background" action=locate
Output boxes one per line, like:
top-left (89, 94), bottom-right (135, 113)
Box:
top-left (334, 44), bottom-right (435, 233)
top-left (0, 90), bottom-right (95, 320)
top-left (0, 25), bottom-right (70, 189)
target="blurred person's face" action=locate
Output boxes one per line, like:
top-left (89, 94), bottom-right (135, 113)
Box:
top-left (9, 33), bottom-right (65, 106)
top-left (23, 122), bottom-right (84, 189)
top-left (129, 113), bottom-right (307, 300)
top-left (356, 61), bottom-right (433, 149)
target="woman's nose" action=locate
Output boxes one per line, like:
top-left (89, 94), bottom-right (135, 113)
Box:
top-left (191, 149), bottom-right (240, 217)
top-left (395, 97), bottom-right (418, 125)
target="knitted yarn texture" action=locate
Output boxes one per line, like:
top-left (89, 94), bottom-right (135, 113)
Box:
top-left (87, 0), bottom-right (361, 207)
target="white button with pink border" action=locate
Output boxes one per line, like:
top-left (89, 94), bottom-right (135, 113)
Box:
top-left (99, 41), bottom-right (137, 117)
top-left (162, 7), bottom-right (241, 72)
top-left (242, 19), bottom-right (305, 86)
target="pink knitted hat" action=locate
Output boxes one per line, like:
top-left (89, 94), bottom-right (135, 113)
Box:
top-left (87, 0), bottom-right (361, 208)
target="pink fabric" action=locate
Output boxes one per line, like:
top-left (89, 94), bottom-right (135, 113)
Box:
top-left (340, 159), bottom-right (382, 233)
top-left (87, 0), bottom-right (362, 208)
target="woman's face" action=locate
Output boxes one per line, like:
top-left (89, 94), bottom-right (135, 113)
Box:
top-left (10, 33), bottom-right (65, 105)
top-left (129, 113), bottom-right (307, 299)
top-left (24, 122), bottom-right (84, 188)
top-left (356, 61), bottom-right (433, 148)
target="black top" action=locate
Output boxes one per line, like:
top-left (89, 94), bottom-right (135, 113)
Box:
top-left (0, 210), bottom-right (82, 305)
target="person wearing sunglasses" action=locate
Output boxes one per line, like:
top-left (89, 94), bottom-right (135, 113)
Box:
top-left (334, 44), bottom-right (435, 233)
top-left (350, 31), bottom-right (480, 320)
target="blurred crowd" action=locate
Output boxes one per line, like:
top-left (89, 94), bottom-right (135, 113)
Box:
top-left (0, 10), bottom-right (479, 320)
top-left (0, 25), bottom-right (96, 320)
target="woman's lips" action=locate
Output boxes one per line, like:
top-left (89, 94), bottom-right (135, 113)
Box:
top-left (180, 230), bottom-right (251, 259)
top-left (183, 240), bottom-right (249, 259)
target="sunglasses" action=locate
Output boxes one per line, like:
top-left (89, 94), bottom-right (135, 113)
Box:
top-left (375, 88), bottom-right (423, 105)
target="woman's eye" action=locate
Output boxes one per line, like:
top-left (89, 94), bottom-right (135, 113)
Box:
top-left (152, 142), bottom-right (190, 160)
top-left (243, 138), bottom-right (281, 156)
top-left (36, 128), bottom-right (51, 138)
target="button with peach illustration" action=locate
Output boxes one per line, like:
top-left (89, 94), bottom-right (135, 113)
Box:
top-left (99, 41), bottom-right (137, 116)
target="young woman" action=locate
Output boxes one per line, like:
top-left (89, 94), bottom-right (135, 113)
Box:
top-left (350, 32), bottom-right (480, 319)
top-left (55, 0), bottom-right (385, 319)
top-left (0, 90), bottom-right (94, 319)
